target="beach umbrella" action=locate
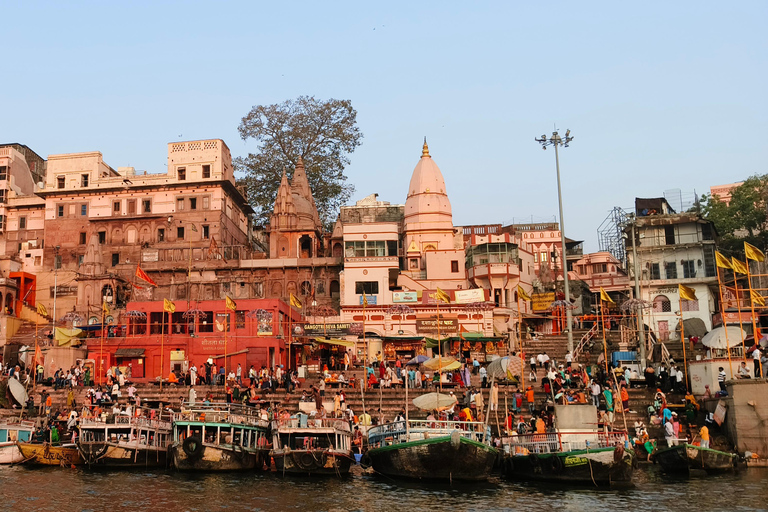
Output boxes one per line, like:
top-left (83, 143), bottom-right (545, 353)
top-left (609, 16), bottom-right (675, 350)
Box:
top-left (701, 326), bottom-right (746, 349)
top-left (412, 392), bottom-right (458, 412)
top-left (406, 355), bottom-right (429, 366)
top-left (487, 356), bottom-right (523, 380)
top-left (423, 356), bottom-right (461, 371)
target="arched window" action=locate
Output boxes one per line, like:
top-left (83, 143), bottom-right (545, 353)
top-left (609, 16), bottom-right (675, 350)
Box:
top-left (102, 285), bottom-right (114, 303)
top-left (300, 281), bottom-right (312, 296)
top-left (653, 295), bottom-right (671, 313)
top-left (330, 280), bottom-right (340, 298)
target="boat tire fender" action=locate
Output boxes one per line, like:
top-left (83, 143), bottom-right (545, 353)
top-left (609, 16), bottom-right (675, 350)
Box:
top-left (183, 436), bottom-right (204, 460)
top-left (528, 453), bottom-right (540, 469)
top-left (550, 455), bottom-right (564, 473)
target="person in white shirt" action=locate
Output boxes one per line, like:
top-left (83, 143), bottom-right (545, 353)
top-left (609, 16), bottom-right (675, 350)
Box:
top-left (565, 351), bottom-right (573, 368)
top-left (530, 355), bottom-right (537, 374)
top-left (753, 347), bottom-right (762, 378)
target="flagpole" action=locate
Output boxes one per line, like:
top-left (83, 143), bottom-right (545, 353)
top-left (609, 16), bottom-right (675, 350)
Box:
top-left (437, 297), bottom-right (442, 393)
top-left (600, 298), bottom-right (609, 375)
top-left (160, 309), bottom-right (165, 392)
top-left (678, 294), bottom-right (689, 393)
top-left (733, 275), bottom-right (748, 363)
top-left (224, 312), bottom-right (228, 379)
top-left (745, 257), bottom-right (761, 341)
top-left (716, 264), bottom-right (734, 378)
top-left (34, 316), bottom-right (39, 392)
top-left (363, 294), bottom-right (367, 390)
top-left (518, 293), bottom-right (525, 392)
top-left (288, 304), bottom-right (292, 372)
top-left (100, 305), bottom-right (105, 386)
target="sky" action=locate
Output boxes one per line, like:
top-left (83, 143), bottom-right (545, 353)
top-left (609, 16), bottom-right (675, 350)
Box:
top-left (3, 1), bottom-right (766, 251)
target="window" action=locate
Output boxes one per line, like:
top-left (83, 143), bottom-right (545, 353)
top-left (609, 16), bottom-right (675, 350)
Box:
top-left (157, 228), bottom-right (165, 242)
top-left (202, 165), bottom-right (211, 178)
top-left (702, 223), bottom-right (714, 241)
top-left (79, 232), bottom-right (87, 245)
top-left (34, 256), bottom-right (41, 266)
top-left (682, 260), bottom-right (696, 278)
top-left (98, 231), bottom-right (106, 244)
top-left (451, 260), bottom-right (459, 273)
top-left (78, 255), bottom-right (84, 265)
top-left (534, 253), bottom-right (538, 263)
top-left (409, 258), bottom-right (419, 269)
top-left (664, 226), bottom-right (676, 245)
top-left (127, 199), bottom-right (136, 215)
top-left (81, 174), bottom-right (89, 187)
top-left (595, 263), bottom-right (607, 273)
top-left (81, 204), bottom-right (87, 216)
top-left (177, 227), bottom-right (185, 240)
top-left (54, 255), bottom-right (62, 269)
top-left (190, 198), bottom-right (197, 210)
top-left (0, 166), bottom-right (6, 180)
top-left (355, 281), bottom-right (379, 295)
top-left (19, 217), bottom-right (26, 229)
top-left (540, 251), bottom-right (548, 262)
top-left (649, 263), bottom-right (660, 280)
top-left (142, 199), bottom-right (151, 213)
top-left (665, 262), bottom-right (678, 280)
top-left (113, 201), bottom-right (121, 214)
top-left (57, 176), bottom-right (65, 189)
top-left (177, 198), bottom-right (184, 211)
top-left (0, 190), bottom-right (5, 204)
top-left (202, 225), bottom-right (209, 239)
top-left (681, 299), bottom-right (699, 312)
top-left (653, 295), bottom-right (672, 313)
top-left (178, 167), bottom-right (186, 180)
top-left (57, 205), bottom-right (64, 217)
top-left (202, 196), bottom-right (210, 209)
top-left (112, 253), bottom-right (119, 266)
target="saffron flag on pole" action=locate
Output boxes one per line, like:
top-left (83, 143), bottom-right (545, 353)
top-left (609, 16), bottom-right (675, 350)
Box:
top-left (135, 265), bottom-right (158, 287)
top-left (225, 295), bottom-right (237, 311)
top-left (34, 344), bottom-right (43, 367)
top-left (36, 303), bottom-right (48, 317)
top-left (163, 298), bottom-right (176, 313)
top-left (290, 293), bottom-right (302, 309)
top-left (517, 285), bottom-right (532, 301)
top-left (102, 301), bottom-right (109, 315)
top-left (599, 287), bottom-right (614, 304)
top-left (715, 251), bottom-right (733, 270)
top-left (362, 294), bottom-right (368, 307)
top-left (435, 288), bottom-right (451, 304)
top-left (745, 242), bottom-right (766, 262)
top-left (732, 257), bottom-right (749, 275)
top-left (679, 284), bottom-right (697, 301)
top-left (750, 290), bottom-right (766, 307)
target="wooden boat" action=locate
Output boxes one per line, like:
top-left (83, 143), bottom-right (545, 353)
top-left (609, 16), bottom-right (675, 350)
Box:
top-left (77, 412), bottom-right (173, 467)
top-left (169, 402), bottom-right (270, 471)
top-left (270, 416), bottom-right (354, 476)
top-left (366, 419), bottom-right (498, 481)
top-left (17, 442), bottom-right (84, 466)
top-left (0, 419), bottom-right (35, 464)
top-left (503, 405), bottom-right (635, 486)
top-left (654, 443), bottom-right (738, 474)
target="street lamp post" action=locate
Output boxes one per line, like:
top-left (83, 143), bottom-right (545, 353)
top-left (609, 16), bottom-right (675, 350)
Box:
top-left (536, 130), bottom-right (575, 353)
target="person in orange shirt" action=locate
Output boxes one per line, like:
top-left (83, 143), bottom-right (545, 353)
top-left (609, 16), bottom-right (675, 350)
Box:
top-left (526, 387), bottom-right (535, 415)
top-left (535, 416), bottom-right (546, 434)
top-left (620, 386), bottom-right (630, 413)
top-left (45, 394), bottom-right (52, 417)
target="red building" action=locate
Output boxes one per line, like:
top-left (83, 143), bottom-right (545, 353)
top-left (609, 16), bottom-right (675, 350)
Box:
top-left (86, 298), bottom-right (301, 384)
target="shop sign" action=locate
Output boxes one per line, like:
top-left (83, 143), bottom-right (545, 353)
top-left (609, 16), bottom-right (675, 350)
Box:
top-left (294, 322), bottom-right (364, 337)
top-left (454, 289), bottom-right (486, 304)
top-left (393, 291), bottom-right (418, 303)
top-left (531, 292), bottom-right (555, 312)
top-left (416, 317), bottom-right (458, 335)
top-left (359, 295), bottom-right (377, 305)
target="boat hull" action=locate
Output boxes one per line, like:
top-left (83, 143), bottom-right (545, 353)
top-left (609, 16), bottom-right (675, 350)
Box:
top-left (0, 443), bottom-right (24, 464)
top-left (654, 443), bottom-right (737, 474)
top-left (78, 442), bottom-right (168, 467)
top-left (273, 449), bottom-right (353, 476)
top-left (170, 444), bottom-right (264, 471)
top-left (17, 443), bottom-right (84, 466)
top-left (366, 435), bottom-right (497, 481)
top-left (505, 447), bottom-right (634, 486)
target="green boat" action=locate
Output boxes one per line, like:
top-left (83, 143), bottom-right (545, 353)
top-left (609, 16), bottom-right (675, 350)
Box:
top-left (654, 443), bottom-right (738, 475)
top-left (366, 419), bottom-right (498, 481)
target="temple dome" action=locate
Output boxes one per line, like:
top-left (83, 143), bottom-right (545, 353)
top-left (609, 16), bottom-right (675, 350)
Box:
top-left (404, 140), bottom-right (453, 225)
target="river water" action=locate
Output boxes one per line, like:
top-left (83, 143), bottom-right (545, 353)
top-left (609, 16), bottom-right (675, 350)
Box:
top-left (2, 464), bottom-right (767, 512)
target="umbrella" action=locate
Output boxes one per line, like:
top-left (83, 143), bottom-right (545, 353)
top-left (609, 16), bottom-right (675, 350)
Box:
top-left (487, 356), bottom-right (524, 380)
top-left (412, 392), bottom-right (458, 412)
top-left (675, 318), bottom-right (707, 338)
top-left (406, 355), bottom-right (429, 366)
top-left (423, 356), bottom-right (461, 371)
top-left (701, 326), bottom-right (746, 349)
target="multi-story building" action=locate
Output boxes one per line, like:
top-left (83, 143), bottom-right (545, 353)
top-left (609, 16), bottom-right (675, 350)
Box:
top-left (625, 197), bottom-right (718, 342)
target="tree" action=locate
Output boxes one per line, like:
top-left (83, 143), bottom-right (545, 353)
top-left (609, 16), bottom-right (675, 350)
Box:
top-left (234, 96), bottom-right (363, 228)
top-left (700, 174), bottom-right (768, 256)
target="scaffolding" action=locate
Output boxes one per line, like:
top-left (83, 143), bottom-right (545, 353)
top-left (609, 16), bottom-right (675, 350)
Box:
top-left (597, 206), bottom-right (629, 267)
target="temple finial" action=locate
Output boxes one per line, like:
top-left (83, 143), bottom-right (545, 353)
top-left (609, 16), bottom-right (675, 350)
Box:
top-left (422, 137), bottom-right (430, 158)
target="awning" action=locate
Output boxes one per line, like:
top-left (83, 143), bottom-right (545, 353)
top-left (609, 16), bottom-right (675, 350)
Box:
top-left (114, 348), bottom-right (145, 358)
top-left (314, 338), bottom-right (355, 348)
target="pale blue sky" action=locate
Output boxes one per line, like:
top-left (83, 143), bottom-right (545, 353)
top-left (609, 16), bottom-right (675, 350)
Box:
top-left (4, 1), bottom-right (766, 251)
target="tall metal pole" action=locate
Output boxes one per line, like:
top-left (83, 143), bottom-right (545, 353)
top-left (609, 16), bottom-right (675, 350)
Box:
top-left (553, 141), bottom-right (574, 353)
top-left (52, 246), bottom-right (59, 338)
top-left (631, 221), bottom-right (647, 368)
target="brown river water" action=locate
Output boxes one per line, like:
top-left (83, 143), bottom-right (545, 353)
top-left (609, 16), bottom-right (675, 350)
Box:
top-left (1, 464), bottom-right (767, 511)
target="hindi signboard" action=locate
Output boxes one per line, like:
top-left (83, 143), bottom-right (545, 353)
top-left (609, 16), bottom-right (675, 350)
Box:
top-left (454, 289), bottom-right (486, 304)
top-left (416, 317), bottom-right (459, 335)
top-left (531, 292), bottom-right (555, 312)
top-left (294, 322), bottom-right (364, 337)
top-left (393, 291), bottom-right (419, 303)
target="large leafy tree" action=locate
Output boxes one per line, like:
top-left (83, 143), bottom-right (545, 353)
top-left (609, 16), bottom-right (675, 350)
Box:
top-left (700, 174), bottom-right (768, 256)
top-left (235, 96), bottom-right (363, 228)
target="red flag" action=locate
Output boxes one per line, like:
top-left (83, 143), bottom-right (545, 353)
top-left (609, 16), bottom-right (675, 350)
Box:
top-left (135, 265), bottom-right (157, 287)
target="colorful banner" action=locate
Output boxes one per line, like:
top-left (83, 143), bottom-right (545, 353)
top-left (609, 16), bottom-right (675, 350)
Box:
top-left (257, 314), bottom-right (273, 336)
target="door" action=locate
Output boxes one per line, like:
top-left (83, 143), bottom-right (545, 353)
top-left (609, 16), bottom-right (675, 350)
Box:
top-left (658, 320), bottom-right (669, 341)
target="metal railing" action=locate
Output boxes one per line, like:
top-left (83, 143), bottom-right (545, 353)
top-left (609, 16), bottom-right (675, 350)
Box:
top-left (368, 419), bottom-right (489, 448)
top-left (506, 430), bottom-right (628, 454)
top-left (172, 401), bottom-right (269, 428)
top-left (80, 415), bottom-right (172, 430)
top-left (271, 417), bottom-right (351, 432)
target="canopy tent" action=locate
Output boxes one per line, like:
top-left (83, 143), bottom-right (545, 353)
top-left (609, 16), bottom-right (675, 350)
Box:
top-left (406, 355), bottom-right (429, 366)
top-left (675, 318), bottom-right (708, 338)
top-left (412, 392), bottom-right (458, 412)
top-left (486, 356), bottom-right (523, 380)
top-left (55, 327), bottom-right (85, 346)
top-left (701, 326), bottom-right (746, 349)
top-left (313, 338), bottom-right (355, 348)
top-left (423, 356), bottom-right (461, 371)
